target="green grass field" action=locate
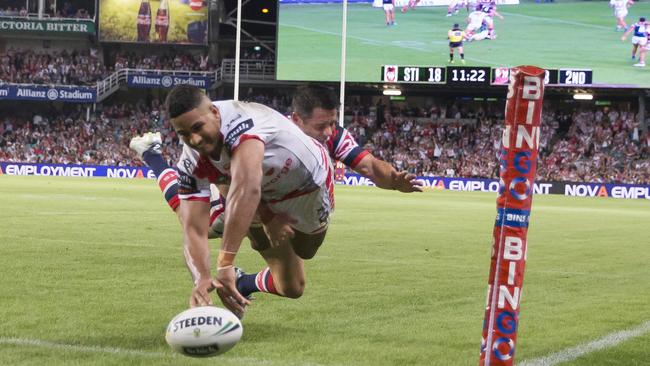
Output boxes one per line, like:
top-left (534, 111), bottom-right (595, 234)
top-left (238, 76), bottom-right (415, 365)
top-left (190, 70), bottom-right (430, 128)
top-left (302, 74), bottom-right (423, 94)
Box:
top-left (1, 176), bottom-right (649, 365)
top-left (277, 2), bottom-right (650, 86)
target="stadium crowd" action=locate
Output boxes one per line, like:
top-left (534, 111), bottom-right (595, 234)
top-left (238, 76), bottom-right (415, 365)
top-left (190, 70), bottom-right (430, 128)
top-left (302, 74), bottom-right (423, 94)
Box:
top-left (0, 98), bottom-right (648, 185)
top-left (0, 0), bottom-right (93, 18)
top-left (0, 50), bottom-right (212, 85)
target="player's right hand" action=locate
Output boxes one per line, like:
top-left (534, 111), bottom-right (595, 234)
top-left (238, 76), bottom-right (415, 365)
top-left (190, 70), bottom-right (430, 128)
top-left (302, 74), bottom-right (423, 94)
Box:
top-left (214, 267), bottom-right (251, 317)
top-left (189, 277), bottom-right (216, 308)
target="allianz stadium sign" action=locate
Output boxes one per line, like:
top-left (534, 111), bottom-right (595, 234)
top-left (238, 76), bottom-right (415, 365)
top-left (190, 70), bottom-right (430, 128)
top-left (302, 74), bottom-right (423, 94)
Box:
top-left (0, 85), bottom-right (96, 103)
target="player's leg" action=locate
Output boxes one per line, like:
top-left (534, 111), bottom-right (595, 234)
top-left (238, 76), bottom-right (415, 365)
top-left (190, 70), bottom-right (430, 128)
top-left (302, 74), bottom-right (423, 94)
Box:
top-left (632, 43), bottom-right (638, 59)
top-left (390, 8), bottom-right (396, 25)
top-left (449, 45), bottom-right (455, 63)
top-left (236, 226), bottom-right (306, 299)
top-left (384, 6), bottom-right (390, 25)
top-left (459, 45), bottom-right (466, 64)
top-left (130, 132), bottom-right (180, 212)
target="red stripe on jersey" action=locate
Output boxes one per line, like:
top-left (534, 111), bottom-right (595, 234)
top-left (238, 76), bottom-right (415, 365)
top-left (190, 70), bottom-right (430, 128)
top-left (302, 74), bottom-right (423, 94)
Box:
top-left (185, 195), bottom-right (210, 203)
top-left (158, 169), bottom-right (178, 193)
top-left (231, 134), bottom-right (265, 154)
top-left (209, 206), bottom-right (225, 226)
top-left (349, 150), bottom-right (370, 168)
top-left (267, 187), bottom-right (318, 203)
top-left (194, 156), bottom-right (223, 184)
top-left (168, 195), bottom-right (180, 211)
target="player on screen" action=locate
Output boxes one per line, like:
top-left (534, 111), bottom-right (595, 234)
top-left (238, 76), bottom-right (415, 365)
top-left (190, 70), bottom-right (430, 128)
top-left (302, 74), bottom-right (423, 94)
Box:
top-left (632, 32), bottom-right (649, 67)
top-left (464, 5), bottom-right (488, 40)
top-left (130, 85), bottom-right (422, 317)
top-left (401, 0), bottom-right (420, 13)
top-left (610, 0), bottom-right (634, 32)
top-left (448, 23), bottom-right (466, 64)
top-left (383, 0), bottom-right (396, 26)
top-left (621, 17), bottom-right (648, 60)
top-left (482, 4), bottom-right (504, 40)
top-left (447, 0), bottom-right (467, 17)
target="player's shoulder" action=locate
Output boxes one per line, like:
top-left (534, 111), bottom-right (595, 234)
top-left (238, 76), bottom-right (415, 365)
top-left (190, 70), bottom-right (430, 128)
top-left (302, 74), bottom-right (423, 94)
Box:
top-left (177, 143), bottom-right (200, 175)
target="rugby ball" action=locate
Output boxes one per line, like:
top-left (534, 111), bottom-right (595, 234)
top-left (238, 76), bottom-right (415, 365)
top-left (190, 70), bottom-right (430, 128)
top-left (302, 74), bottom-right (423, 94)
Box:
top-left (165, 306), bottom-right (243, 357)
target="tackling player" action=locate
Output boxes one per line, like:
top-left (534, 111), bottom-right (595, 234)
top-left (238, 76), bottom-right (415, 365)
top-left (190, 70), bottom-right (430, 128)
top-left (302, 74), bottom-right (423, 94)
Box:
top-left (448, 23), bottom-right (466, 64)
top-left (482, 3), bottom-right (504, 40)
top-left (610, 0), bottom-right (634, 32)
top-left (621, 17), bottom-right (648, 60)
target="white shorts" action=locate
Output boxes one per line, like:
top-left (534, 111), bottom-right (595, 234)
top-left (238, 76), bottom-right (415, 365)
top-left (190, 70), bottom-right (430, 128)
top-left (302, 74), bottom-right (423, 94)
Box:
top-left (383, 4), bottom-right (394, 11)
top-left (632, 36), bottom-right (648, 46)
top-left (267, 184), bottom-right (333, 235)
top-left (484, 17), bottom-right (494, 27)
top-left (467, 23), bottom-right (482, 32)
top-left (615, 8), bottom-right (628, 19)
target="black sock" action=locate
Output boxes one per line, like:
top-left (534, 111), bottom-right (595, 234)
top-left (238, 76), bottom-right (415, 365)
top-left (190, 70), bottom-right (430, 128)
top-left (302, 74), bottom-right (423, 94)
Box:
top-left (142, 151), bottom-right (170, 177)
top-left (450, 53), bottom-right (454, 60)
top-left (461, 53), bottom-right (464, 60)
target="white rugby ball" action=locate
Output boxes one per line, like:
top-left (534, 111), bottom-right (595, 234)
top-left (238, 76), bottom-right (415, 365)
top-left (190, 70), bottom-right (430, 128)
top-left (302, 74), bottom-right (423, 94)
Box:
top-left (165, 306), bottom-right (243, 357)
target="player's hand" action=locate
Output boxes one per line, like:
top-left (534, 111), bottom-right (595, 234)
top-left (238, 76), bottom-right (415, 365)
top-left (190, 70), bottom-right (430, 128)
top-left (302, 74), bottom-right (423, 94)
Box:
top-left (620, 36), bottom-right (626, 42)
top-left (391, 171), bottom-right (424, 193)
top-left (214, 267), bottom-right (250, 317)
top-left (189, 277), bottom-right (216, 308)
top-left (263, 213), bottom-right (297, 247)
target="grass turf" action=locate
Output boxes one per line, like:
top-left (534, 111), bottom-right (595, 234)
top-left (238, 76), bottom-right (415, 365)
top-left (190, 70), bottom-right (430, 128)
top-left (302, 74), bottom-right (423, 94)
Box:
top-left (276, 2), bottom-right (650, 86)
top-left (0, 175), bottom-right (648, 365)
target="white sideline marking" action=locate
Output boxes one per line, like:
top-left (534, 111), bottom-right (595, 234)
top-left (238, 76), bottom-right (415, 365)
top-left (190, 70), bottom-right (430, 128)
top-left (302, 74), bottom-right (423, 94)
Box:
top-left (518, 320), bottom-right (650, 366)
top-left (281, 23), bottom-right (502, 65)
top-left (0, 337), bottom-right (166, 358)
top-left (0, 337), bottom-right (327, 366)
top-left (499, 12), bottom-right (610, 31)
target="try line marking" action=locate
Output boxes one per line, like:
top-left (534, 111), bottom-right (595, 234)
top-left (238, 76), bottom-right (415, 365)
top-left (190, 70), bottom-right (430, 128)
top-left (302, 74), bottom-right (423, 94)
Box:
top-left (0, 337), bottom-right (328, 366)
top-left (518, 320), bottom-right (650, 366)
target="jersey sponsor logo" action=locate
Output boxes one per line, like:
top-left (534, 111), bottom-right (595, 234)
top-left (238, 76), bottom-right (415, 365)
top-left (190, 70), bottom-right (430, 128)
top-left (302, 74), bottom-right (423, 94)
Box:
top-left (177, 171), bottom-right (199, 195)
top-left (224, 119), bottom-right (254, 150)
top-left (182, 158), bottom-right (196, 174)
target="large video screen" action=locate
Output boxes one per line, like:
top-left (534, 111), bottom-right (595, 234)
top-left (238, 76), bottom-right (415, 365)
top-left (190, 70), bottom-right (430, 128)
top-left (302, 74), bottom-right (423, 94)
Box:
top-left (99, 0), bottom-right (208, 44)
top-left (276, 1), bottom-right (650, 88)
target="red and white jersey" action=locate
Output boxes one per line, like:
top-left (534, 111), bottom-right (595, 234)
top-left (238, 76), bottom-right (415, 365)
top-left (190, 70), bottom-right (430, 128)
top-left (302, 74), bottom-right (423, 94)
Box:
top-left (327, 124), bottom-right (369, 169)
top-left (176, 100), bottom-right (333, 205)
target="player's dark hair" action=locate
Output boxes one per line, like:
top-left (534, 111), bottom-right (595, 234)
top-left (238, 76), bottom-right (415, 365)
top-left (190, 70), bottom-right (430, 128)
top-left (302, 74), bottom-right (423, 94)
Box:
top-left (292, 84), bottom-right (339, 119)
top-left (165, 84), bottom-right (204, 119)
top-left (641, 17), bottom-right (646, 22)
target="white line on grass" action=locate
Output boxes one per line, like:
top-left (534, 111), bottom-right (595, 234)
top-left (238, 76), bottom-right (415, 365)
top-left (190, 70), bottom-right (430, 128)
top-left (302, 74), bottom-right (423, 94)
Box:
top-left (499, 12), bottom-right (610, 31)
top-left (0, 337), bottom-right (328, 366)
top-left (281, 23), bottom-right (502, 65)
top-left (518, 320), bottom-right (650, 366)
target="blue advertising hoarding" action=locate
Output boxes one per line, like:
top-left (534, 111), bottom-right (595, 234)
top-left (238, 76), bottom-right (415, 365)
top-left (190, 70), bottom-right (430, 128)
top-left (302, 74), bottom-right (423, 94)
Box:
top-left (0, 85), bottom-right (96, 103)
top-left (1, 163), bottom-right (647, 200)
top-left (127, 73), bottom-right (211, 89)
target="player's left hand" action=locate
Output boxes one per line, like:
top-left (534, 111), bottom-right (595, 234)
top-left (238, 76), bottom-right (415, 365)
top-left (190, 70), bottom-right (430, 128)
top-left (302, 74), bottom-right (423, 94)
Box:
top-left (214, 267), bottom-right (250, 317)
top-left (392, 171), bottom-right (424, 193)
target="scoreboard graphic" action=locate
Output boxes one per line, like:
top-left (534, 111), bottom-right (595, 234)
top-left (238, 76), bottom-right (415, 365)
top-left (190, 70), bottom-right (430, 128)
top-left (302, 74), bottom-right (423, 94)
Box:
top-left (381, 66), bottom-right (593, 87)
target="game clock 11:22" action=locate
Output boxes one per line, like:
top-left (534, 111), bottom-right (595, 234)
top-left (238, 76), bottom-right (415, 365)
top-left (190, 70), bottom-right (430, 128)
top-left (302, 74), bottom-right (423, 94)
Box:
top-left (446, 67), bottom-right (491, 86)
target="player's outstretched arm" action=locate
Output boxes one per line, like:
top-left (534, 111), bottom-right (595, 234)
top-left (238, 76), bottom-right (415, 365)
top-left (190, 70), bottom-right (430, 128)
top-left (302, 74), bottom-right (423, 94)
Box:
top-left (179, 199), bottom-right (213, 307)
top-left (353, 154), bottom-right (423, 193)
top-left (215, 139), bottom-right (263, 314)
